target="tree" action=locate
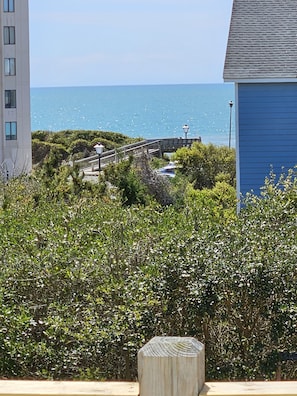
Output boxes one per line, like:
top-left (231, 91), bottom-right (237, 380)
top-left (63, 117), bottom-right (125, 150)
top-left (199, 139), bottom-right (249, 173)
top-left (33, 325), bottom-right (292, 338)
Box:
top-left (185, 181), bottom-right (237, 223)
top-left (173, 142), bottom-right (236, 189)
top-left (103, 157), bottom-right (148, 206)
top-left (134, 154), bottom-right (174, 206)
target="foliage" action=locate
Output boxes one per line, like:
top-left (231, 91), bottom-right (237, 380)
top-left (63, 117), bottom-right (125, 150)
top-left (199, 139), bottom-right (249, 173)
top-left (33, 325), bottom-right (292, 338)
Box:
top-left (31, 130), bottom-right (140, 165)
top-left (134, 155), bottom-right (174, 206)
top-left (185, 181), bottom-right (237, 223)
top-left (173, 142), bottom-right (236, 189)
top-left (32, 129), bottom-right (137, 147)
top-left (69, 139), bottom-right (93, 157)
top-left (32, 140), bottom-right (68, 166)
top-left (102, 156), bottom-right (149, 206)
top-left (149, 156), bottom-right (169, 169)
top-left (0, 167), bottom-right (296, 382)
top-left (102, 155), bottom-right (181, 207)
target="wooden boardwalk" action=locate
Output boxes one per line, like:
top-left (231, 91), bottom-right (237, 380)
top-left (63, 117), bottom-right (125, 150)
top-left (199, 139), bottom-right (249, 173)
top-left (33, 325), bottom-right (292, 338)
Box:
top-left (75, 137), bottom-right (201, 172)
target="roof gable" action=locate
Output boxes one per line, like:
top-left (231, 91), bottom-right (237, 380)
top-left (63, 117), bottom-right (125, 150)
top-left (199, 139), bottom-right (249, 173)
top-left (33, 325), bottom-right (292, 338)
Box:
top-left (224, 0), bottom-right (297, 80)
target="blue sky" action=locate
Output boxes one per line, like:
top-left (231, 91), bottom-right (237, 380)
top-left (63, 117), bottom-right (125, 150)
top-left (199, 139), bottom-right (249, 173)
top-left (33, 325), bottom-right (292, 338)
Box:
top-left (29, 0), bottom-right (234, 87)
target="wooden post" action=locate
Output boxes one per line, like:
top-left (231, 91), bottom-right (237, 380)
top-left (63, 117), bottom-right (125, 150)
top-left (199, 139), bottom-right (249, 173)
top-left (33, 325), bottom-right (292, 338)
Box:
top-left (138, 336), bottom-right (205, 396)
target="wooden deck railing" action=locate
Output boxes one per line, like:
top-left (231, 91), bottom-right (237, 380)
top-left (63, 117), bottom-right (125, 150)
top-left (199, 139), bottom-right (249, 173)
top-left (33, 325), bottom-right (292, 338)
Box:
top-left (0, 380), bottom-right (138, 395)
top-left (1, 337), bottom-right (296, 396)
top-left (1, 379), bottom-right (297, 396)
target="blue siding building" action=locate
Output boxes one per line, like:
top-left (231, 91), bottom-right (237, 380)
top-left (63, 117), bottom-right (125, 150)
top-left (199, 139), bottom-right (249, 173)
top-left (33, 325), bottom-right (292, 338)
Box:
top-left (224, 0), bottom-right (297, 197)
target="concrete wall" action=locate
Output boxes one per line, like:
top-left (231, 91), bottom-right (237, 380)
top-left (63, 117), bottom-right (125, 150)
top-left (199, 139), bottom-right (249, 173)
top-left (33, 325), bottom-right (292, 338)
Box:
top-left (0, 0), bottom-right (31, 178)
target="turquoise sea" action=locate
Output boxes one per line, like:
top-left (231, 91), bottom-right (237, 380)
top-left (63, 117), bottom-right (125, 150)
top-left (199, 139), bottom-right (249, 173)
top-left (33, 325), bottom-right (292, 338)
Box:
top-left (30, 84), bottom-right (235, 147)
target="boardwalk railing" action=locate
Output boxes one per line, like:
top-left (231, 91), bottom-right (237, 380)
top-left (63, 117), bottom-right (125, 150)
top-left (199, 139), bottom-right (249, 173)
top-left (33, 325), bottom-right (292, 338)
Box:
top-left (147, 137), bottom-right (201, 153)
top-left (74, 137), bottom-right (202, 172)
top-left (1, 337), bottom-right (296, 396)
top-left (74, 140), bottom-right (161, 172)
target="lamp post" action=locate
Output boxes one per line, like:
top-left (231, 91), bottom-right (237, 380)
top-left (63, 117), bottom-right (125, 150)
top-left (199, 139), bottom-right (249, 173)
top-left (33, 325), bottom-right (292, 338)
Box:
top-left (94, 142), bottom-right (104, 172)
top-left (228, 100), bottom-right (233, 149)
top-left (182, 124), bottom-right (189, 140)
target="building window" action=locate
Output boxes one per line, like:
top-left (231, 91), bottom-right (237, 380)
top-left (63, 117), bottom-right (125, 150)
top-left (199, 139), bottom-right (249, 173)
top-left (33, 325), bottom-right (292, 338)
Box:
top-left (4, 58), bottom-right (16, 75)
top-left (5, 121), bottom-right (17, 140)
top-left (5, 90), bottom-right (16, 108)
top-left (4, 26), bottom-right (15, 44)
top-left (4, 0), bottom-right (14, 12)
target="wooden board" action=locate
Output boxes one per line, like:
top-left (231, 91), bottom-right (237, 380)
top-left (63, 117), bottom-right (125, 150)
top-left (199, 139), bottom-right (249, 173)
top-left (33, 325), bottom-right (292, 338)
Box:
top-left (1, 380), bottom-right (297, 396)
top-left (0, 381), bottom-right (139, 396)
top-left (201, 382), bottom-right (297, 396)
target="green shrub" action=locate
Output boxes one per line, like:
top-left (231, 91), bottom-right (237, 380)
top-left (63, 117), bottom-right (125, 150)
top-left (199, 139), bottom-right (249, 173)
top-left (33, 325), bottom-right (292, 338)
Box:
top-left (0, 168), bottom-right (296, 381)
top-left (69, 139), bottom-right (93, 157)
top-left (32, 140), bottom-right (68, 165)
top-left (173, 142), bottom-right (236, 189)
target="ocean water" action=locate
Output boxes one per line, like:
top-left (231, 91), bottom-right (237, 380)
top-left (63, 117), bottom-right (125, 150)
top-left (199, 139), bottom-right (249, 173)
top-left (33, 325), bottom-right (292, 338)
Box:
top-left (30, 84), bottom-right (235, 147)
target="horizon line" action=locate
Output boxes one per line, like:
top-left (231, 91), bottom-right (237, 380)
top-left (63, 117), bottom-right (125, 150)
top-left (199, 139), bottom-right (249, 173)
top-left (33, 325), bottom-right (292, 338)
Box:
top-left (30, 81), bottom-right (231, 89)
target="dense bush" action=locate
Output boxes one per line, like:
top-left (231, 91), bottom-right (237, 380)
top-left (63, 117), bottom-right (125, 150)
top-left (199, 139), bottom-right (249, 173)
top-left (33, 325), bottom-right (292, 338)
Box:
top-left (173, 142), bottom-right (236, 189)
top-left (0, 160), bottom-right (296, 381)
top-left (32, 130), bottom-right (136, 147)
top-left (102, 156), bottom-right (149, 206)
top-left (32, 140), bottom-right (68, 165)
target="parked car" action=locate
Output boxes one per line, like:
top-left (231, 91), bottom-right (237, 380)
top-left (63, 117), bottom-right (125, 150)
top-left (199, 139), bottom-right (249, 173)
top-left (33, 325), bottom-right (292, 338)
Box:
top-left (156, 162), bottom-right (177, 178)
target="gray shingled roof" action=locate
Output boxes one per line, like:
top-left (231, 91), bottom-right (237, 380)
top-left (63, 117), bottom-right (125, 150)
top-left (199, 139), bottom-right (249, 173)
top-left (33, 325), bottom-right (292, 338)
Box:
top-left (224, 0), bottom-right (297, 80)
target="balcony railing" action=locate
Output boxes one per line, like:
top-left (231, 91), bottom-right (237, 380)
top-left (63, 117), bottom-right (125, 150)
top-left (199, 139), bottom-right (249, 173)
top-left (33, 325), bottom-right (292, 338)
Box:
top-left (1, 337), bottom-right (296, 396)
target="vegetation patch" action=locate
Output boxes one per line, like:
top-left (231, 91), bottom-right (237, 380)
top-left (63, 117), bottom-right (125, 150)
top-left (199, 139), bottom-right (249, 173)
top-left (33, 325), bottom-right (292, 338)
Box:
top-left (0, 132), bottom-right (295, 381)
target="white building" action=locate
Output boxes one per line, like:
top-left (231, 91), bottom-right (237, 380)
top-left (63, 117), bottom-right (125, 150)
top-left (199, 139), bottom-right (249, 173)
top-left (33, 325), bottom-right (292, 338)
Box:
top-left (0, 0), bottom-right (31, 178)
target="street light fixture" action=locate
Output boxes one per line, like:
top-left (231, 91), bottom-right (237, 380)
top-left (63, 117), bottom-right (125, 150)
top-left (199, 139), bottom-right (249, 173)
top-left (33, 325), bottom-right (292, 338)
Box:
top-left (228, 101), bottom-right (234, 149)
top-left (94, 142), bottom-right (104, 172)
top-left (182, 124), bottom-right (189, 140)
